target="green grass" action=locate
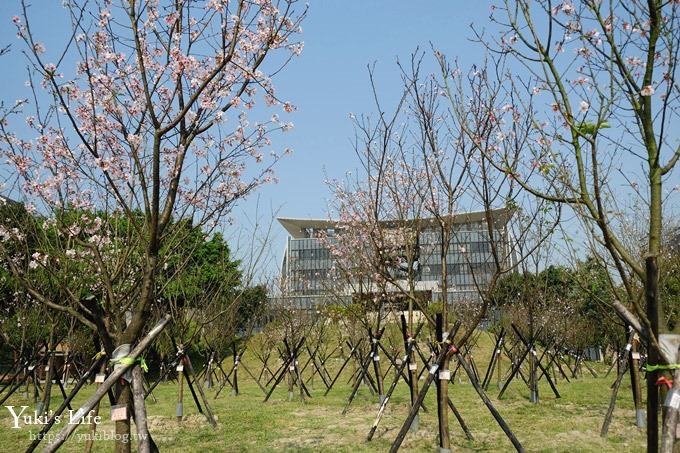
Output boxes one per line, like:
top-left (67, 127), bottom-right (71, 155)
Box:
top-left (0, 337), bottom-right (647, 452)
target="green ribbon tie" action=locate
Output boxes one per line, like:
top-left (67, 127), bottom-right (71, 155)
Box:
top-left (112, 356), bottom-right (148, 372)
top-left (645, 364), bottom-right (680, 372)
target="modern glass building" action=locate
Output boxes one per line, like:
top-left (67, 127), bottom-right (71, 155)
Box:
top-left (277, 208), bottom-right (514, 310)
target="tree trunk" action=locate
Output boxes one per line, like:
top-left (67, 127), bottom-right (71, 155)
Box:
top-left (37, 331), bottom-right (55, 416)
top-left (177, 356), bottom-right (184, 423)
top-left (287, 355), bottom-right (295, 402)
top-left (232, 343), bottom-right (239, 396)
top-left (370, 329), bottom-right (385, 404)
top-left (438, 219), bottom-right (451, 452)
top-left (111, 260), bottom-right (158, 453)
top-left (114, 385), bottom-right (132, 453)
top-left (39, 347), bottom-right (55, 416)
top-left (401, 314), bottom-right (419, 431)
top-left (529, 348), bottom-right (538, 404)
top-left (390, 321), bottom-right (461, 453)
top-left (438, 356), bottom-right (451, 452)
top-left (436, 314), bottom-right (451, 452)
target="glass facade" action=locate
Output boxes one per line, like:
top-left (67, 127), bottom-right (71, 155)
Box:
top-left (282, 236), bottom-right (335, 295)
top-left (419, 227), bottom-right (506, 303)
top-left (278, 210), bottom-right (512, 309)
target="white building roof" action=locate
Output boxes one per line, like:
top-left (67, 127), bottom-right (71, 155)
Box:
top-left (278, 208), bottom-right (511, 239)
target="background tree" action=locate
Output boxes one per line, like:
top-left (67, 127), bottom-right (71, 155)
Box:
top-left (159, 225), bottom-right (241, 351)
top-left (661, 240), bottom-right (680, 330)
top-left (572, 256), bottom-right (622, 350)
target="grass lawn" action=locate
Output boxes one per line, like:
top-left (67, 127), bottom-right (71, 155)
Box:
top-left (0, 334), bottom-right (647, 452)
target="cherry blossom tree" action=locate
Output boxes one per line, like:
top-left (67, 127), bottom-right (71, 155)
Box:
top-left (326, 53), bottom-right (558, 451)
top-left (323, 65), bottom-right (435, 413)
top-left (0, 0), bottom-right (305, 450)
top-left (407, 51), bottom-right (563, 448)
top-left (474, 1), bottom-right (680, 449)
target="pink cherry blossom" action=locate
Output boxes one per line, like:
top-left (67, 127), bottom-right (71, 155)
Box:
top-left (640, 85), bottom-right (655, 96)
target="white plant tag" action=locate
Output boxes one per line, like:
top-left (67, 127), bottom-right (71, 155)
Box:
top-left (111, 405), bottom-right (127, 421)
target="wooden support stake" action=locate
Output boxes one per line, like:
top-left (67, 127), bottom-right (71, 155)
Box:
top-left (447, 397), bottom-right (474, 440)
top-left (41, 315), bottom-right (171, 453)
top-left (183, 355), bottom-right (217, 428)
top-left (367, 321), bottom-right (426, 440)
top-left (661, 363), bottom-right (680, 452)
top-left (454, 350), bottom-right (524, 452)
top-left (324, 339), bottom-right (362, 396)
top-left (601, 329), bottom-right (635, 437)
top-left (241, 360), bottom-right (269, 395)
top-left (629, 332), bottom-right (645, 428)
top-left (84, 358), bottom-right (107, 453)
top-left (263, 337), bottom-right (305, 403)
top-left (400, 314), bottom-right (420, 427)
top-left (131, 365), bottom-right (152, 453)
top-left (25, 353), bottom-right (106, 452)
top-left (182, 361), bottom-right (203, 414)
top-left (482, 330), bottom-right (504, 390)
top-left (342, 349), bottom-right (376, 414)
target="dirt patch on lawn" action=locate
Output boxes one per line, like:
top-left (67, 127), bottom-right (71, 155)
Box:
top-left (275, 407), bottom-right (373, 447)
top-left (271, 404), bottom-right (445, 452)
top-left (145, 414), bottom-right (210, 442)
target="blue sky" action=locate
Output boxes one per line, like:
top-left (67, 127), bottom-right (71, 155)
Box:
top-left (264, 1), bottom-right (495, 220)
